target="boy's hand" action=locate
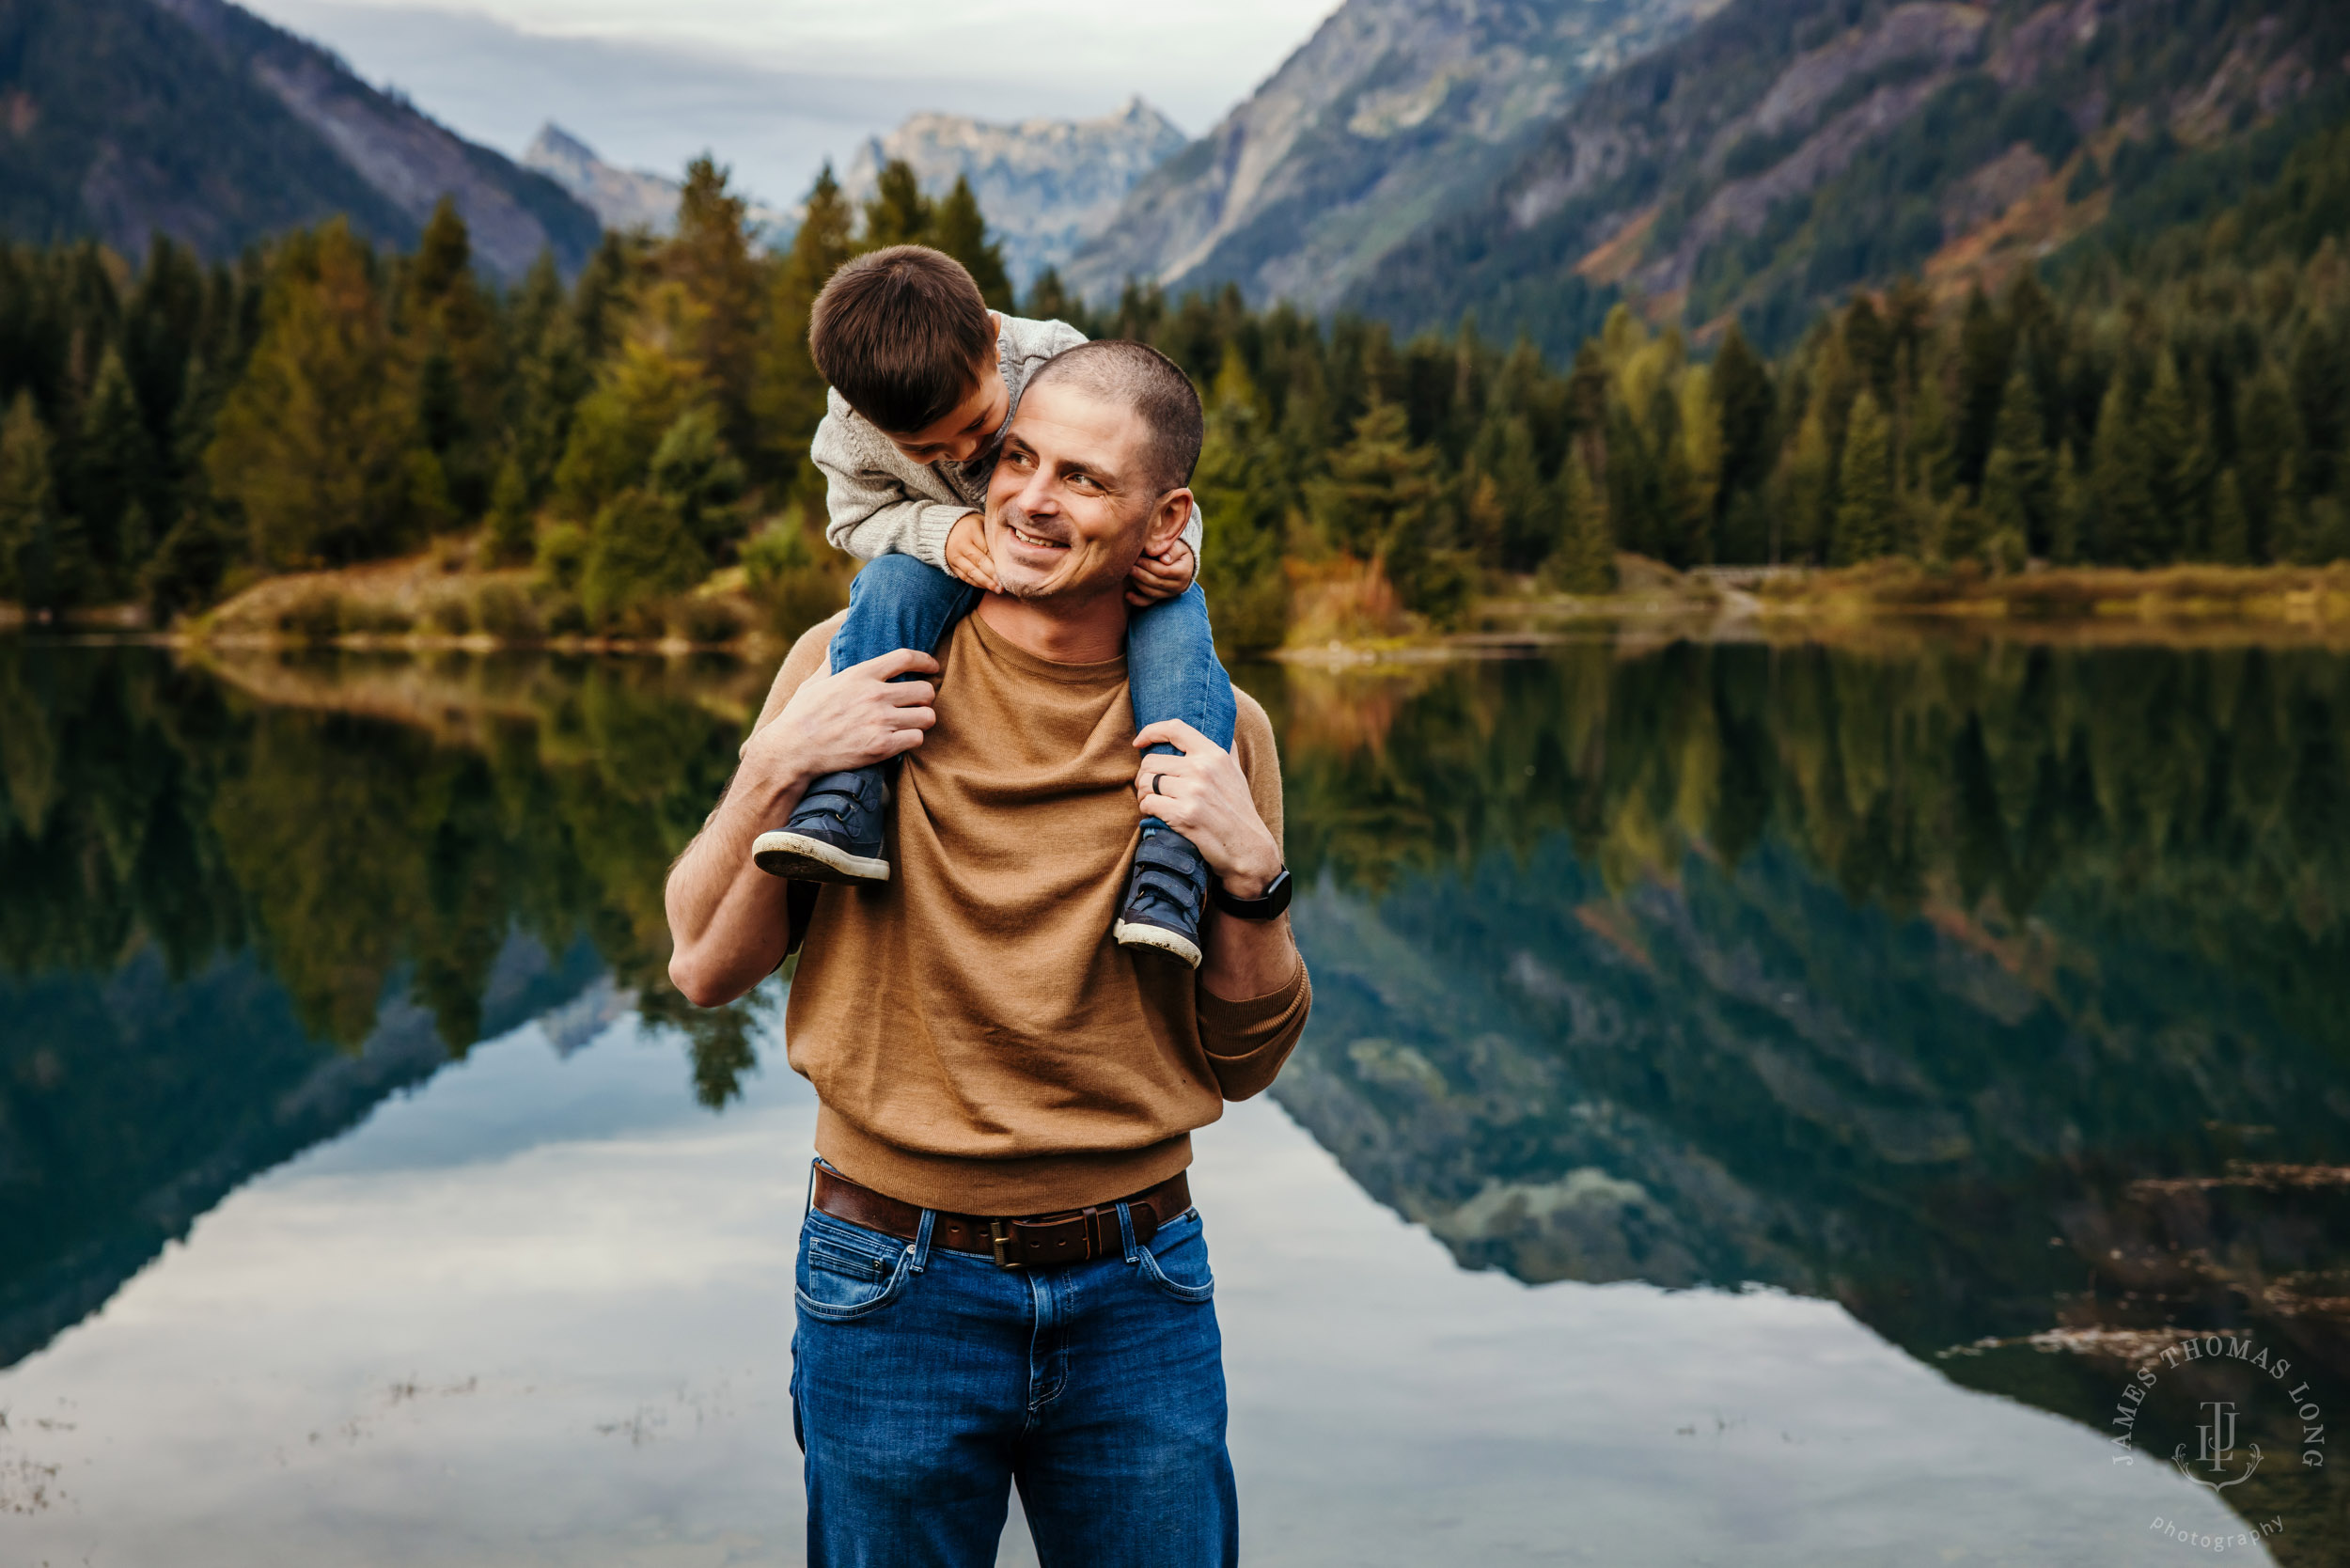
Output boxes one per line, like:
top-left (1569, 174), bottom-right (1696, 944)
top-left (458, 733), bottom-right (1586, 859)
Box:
top-left (944, 512), bottom-right (1000, 591)
top-left (1125, 540), bottom-right (1197, 607)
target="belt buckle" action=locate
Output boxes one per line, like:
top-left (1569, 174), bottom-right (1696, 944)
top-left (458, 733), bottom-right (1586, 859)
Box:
top-left (988, 1219), bottom-right (1022, 1270)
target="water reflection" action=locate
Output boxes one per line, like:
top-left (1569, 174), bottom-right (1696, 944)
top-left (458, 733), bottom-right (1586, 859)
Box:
top-left (4, 636), bottom-right (2350, 1555)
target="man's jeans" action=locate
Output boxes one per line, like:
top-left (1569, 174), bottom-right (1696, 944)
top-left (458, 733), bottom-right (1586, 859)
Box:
top-left (828, 556), bottom-right (1240, 805)
top-left (791, 1192), bottom-right (1238, 1567)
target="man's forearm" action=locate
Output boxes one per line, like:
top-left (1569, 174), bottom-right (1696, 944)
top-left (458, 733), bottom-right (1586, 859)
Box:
top-left (1199, 910), bottom-right (1300, 1002)
top-left (665, 759), bottom-right (810, 1006)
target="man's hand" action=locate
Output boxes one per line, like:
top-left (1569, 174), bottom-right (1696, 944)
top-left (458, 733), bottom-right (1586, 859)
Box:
top-left (1132, 721), bottom-right (1282, 898)
top-left (666, 649), bottom-right (938, 1008)
top-left (944, 512), bottom-right (1000, 591)
top-left (1124, 539), bottom-right (1197, 607)
top-left (746, 648), bottom-right (940, 788)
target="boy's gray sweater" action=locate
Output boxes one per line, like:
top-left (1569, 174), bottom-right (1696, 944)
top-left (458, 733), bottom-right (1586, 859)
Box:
top-left (809, 312), bottom-right (1205, 571)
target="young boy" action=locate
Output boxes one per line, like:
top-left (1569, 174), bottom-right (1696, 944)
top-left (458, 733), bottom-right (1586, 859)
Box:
top-left (749, 245), bottom-right (1238, 968)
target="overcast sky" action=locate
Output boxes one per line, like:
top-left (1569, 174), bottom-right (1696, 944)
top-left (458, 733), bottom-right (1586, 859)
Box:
top-left (243, 0), bottom-right (1343, 209)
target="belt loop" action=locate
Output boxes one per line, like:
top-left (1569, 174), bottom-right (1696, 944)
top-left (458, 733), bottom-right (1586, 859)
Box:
top-left (1116, 1200), bottom-right (1139, 1265)
top-left (911, 1207), bottom-right (936, 1274)
top-left (804, 1157), bottom-right (818, 1218)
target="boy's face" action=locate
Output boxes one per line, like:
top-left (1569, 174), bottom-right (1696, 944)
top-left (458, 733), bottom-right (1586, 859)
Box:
top-left (982, 382), bottom-right (1189, 604)
top-left (880, 351), bottom-right (1009, 466)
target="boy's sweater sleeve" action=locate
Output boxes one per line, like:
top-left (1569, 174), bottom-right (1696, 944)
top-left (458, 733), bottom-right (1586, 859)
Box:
top-left (812, 407), bottom-right (971, 570)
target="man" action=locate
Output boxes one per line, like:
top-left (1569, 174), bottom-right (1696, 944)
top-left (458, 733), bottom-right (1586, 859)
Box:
top-left (664, 338), bottom-right (1311, 1567)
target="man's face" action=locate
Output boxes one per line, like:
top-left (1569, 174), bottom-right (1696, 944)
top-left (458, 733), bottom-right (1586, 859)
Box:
top-left (880, 364), bottom-right (1009, 467)
top-left (983, 382), bottom-right (1172, 604)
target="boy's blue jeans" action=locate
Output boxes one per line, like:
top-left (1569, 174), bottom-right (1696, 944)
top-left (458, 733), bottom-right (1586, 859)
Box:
top-left (791, 1193), bottom-right (1239, 1567)
top-left (829, 557), bottom-right (1239, 785)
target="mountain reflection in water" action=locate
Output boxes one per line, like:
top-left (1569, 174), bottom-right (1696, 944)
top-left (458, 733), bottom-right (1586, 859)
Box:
top-left (3, 635), bottom-right (2348, 1555)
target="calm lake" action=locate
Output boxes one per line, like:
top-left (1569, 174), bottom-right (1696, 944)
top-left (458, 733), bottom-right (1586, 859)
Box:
top-left (4, 633), bottom-right (2349, 1565)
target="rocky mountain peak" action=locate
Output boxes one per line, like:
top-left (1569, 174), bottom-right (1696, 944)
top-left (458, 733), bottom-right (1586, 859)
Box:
top-left (839, 98), bottom-right (1189, 286)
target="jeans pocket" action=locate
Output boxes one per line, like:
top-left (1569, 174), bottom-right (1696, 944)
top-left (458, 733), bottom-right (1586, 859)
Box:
top-left (1135, 1212), bottom-right (1215, 1304)
top-left (796, 1215), bottom-right (915, 1323)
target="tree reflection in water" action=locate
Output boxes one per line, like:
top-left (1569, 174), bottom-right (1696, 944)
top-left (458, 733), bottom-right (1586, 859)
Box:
top-left (4, 635), bottom-right (2350, 1554)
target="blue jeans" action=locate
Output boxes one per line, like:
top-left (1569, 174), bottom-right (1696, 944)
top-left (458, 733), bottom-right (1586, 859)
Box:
top-left (791, 1189), bottom-right (1238, 1567)
top-left (830, 557), bottom-right (1239, 798)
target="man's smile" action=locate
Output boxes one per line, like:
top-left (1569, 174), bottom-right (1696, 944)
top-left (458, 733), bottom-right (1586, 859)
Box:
top-left (1006, 520), bottom-right (1071, 550)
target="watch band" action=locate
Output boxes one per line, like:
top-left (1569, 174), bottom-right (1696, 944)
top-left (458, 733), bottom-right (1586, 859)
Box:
top-left (1211, 868), bottom-right (1292, 920)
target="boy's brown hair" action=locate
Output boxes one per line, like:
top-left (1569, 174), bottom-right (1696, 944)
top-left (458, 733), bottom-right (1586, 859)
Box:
top-left (808, 245), bottom-right (995, 435)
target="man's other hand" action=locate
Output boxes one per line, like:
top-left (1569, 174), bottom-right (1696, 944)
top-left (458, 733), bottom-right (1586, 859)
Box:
top-left (944, 512), bottom-right (1001, 591)
top-left (1124, 540), bottom-right (1197, 607)
top-left (1132, 720), bottom-right (1283, 898)
top-left (744, 649), bottom-right (941, 792)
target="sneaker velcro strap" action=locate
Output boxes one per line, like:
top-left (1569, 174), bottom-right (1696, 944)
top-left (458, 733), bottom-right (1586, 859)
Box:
top-left (1129, 865), bottom-right (1205, 915)
top-left (796, 770), bottom-right (884, 823)
top-left (1134, 834), bottom-right (1204, 881)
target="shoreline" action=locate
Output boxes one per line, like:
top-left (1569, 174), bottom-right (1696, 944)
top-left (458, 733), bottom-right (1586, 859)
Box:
top-left (10, 560), bottom-right (2350, 664)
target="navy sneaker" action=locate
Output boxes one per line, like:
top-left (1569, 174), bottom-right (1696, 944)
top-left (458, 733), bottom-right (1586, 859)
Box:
top-left (1113, 825), bottom-right (1210, 969)
top-left (753, 765), bottom-right (891, 884)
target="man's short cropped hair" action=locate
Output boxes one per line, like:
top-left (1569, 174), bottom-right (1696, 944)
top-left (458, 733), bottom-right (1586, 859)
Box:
top-left (1026, 340), bottom-right (1204, 497)
top-left (808, 246), bottom-right (995, 434)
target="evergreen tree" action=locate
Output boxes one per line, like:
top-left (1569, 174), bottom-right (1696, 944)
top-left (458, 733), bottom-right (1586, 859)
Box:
top-left (1953, 286), bottom-right (2012, 493)
top-left (863, 161), bottom-right (932, 250)
top-left (2090, 378), bottom-right (2156, 566)
top-left (403, 199), bottom-right (502, 519)
top-left (552, 283), bottom-right (713, 521)
top-left (75, 347), bottom-right (164, 593)
top-left (1711, 323), bottom-right (1776, 510)
top-left (1979, 366), bottom-right (2051, 557)
top-left (1832, 391), bottom-right (1895, 564)
top-left (2288, 326), bottom-right (2344, 499)
top-left (1546, 449), bottom-right (1614, 594)
top-left (751, 165), bottom-right (857, 489)
top-left (646, 406), bottom-right (747, 558)
top-left (2140, 352), bottom-right (2201, 560)
top-left (0, 393), bottom-right (68, 604)
top-left (1024, 267), bottom-right (1087, 329)
top-left (2049, 444), bottom-right (2087, 566)
top-left (1781, 397), bottom-right (1835, 563)
top-left (581, 488), bottom-right (706, 628)
top-left (1192, 357), bottom-right (1290, 651)
top-left (208, 221), bottom-right (423, 569)
top-left (664, 158), bottom-right (765, 464)
top-left (2236, 368), bottom-right (2301, 562)
top-left (482, 453), bottom-right (534, 566)
top-left (931, 176), bottom-right (1013, 310)
top-left (2209, 468), bottom-right (2250, 565)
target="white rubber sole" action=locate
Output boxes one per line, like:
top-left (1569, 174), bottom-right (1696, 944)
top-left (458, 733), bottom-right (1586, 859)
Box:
top-left (752, 830), bottom-right (891, 885)
top-left (1114, 918), bottom-right (1202, 970)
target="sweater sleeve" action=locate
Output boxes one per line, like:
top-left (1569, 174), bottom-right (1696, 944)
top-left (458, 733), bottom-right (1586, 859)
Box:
top-left (1194, 691), bottom-right (1309, 1098)
top-left (1198, 964), bottom-right (1312, 1101)
top-left (812, 405), bottom-right (974, 570)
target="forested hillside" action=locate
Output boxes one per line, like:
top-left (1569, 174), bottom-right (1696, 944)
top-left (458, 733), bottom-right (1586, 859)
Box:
top-left (1349, 0), bottom-right (2350, 357)
top-left (1, 81), bottom-right (2346, 644)
top-left (0, 0), bottom-right (599, 276)
top-left (0, 160), bottom-right (1011, 634)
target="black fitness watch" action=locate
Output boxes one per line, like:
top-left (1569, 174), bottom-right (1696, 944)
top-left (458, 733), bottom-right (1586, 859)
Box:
top-left (1211, 868), bottom-right (1292, 920)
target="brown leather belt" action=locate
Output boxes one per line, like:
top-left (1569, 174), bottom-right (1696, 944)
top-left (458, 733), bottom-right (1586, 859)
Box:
top-left (811, 1164), bottom-right (1191, 1271)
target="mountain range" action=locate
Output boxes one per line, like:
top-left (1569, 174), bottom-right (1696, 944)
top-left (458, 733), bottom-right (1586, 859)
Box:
top-left (1063, 0), bottom-right (1730, 312)
top-left (839, 98), bottom-right (1189, 288)
top-left (521, 122), bottom-right (796, 245)
top-left (1, 0), bottom-right (598, 276)
top-left (1067, 0), bottom-right (2348, 355)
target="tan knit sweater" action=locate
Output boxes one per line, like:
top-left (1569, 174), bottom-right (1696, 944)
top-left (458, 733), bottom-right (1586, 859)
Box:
top-left (749, 610), bottom-right (1312, 1215)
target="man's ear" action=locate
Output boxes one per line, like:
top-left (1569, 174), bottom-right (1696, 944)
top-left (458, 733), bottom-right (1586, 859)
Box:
top-left (1144, 488), bottom-right (1194, 556)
